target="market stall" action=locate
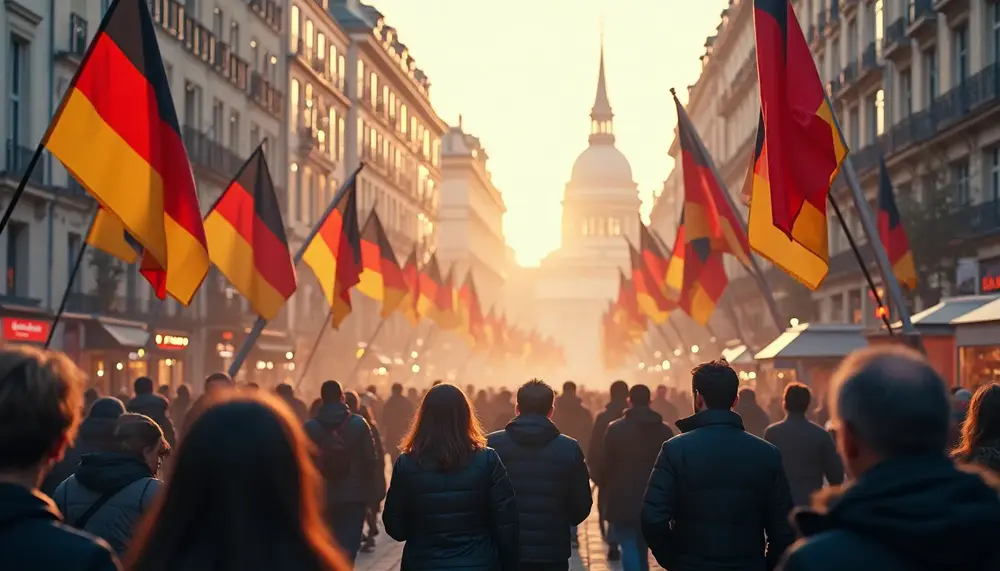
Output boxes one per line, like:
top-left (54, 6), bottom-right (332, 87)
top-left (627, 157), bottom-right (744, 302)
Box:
top-left (951, 296), bottom-right (1000, 391)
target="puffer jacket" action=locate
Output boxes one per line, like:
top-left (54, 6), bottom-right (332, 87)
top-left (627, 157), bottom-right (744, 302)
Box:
top-left (126, 393), bottom-right (176, 446)
top-left (383, 447), bottom-right (519, 571)
top-left (488, 414), bottom-right (592, 565)
top-left (54, 452), bottom-right (162, 554)
top-left (304, 402), bottom-right (381, 506)
top-left (965, 439), bottom-right (1000, 474)
top-left (41, 398), bottom-right (124, 496)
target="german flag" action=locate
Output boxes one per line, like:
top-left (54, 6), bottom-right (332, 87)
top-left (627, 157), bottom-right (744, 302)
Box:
top-left (877, 158), bottom-right (917, 290)
top-left (357, 210), bottom-right (408, 318)
top-left (612, 271), bottom-right (646, 342)
top-left (398, 247), bottom-right (421, 325)
top-left (439, 267), bottom-right (461, 330)
top-left (416, 254), bottom-right (454, 328)
top-left (676, 205), bottom-right (729, 326)
top-left (203, 145), bottom-right (296, 320)
top-left (743, 0), bottom-right (847, 290)
top-left (639, 223), bottom-right (673, 298)
top-left (301, 178), bottom-right (362, 328)
top-left (459, 274), bottom-right (486, 347)
top-left (629, 242), bottom-right (671, 324)
top-left (673, 92), bottom-right (751, 268)
top-left (46, 0), bottom-right (208, 304)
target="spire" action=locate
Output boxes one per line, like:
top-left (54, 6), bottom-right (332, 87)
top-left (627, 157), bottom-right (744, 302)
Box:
top-left (589, 33), bottom-right (614, 145)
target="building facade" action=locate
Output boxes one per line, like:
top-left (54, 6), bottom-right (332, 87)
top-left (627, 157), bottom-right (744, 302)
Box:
top-left (439, 119), bottom-right (508, 311)
top-left (1, 0), bottom-right (289, 393)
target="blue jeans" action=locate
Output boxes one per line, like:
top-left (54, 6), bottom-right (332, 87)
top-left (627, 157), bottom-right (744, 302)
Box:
top-left (611, 524), bottom-right (649, 571)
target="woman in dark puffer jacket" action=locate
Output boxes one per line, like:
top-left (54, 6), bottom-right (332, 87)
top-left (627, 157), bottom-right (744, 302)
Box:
top-left (383, 384), bottom-right (519, 571)
top-left (953, 383), bottom-right (1000, 474)
top-left (41, 397), bottom-right (125, 496)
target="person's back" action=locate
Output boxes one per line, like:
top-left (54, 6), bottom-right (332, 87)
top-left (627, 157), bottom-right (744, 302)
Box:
top-left (383, 384), bottom-right (518, 571)
top-left (764, 383), bottom-right (843, 507)
top-left (650, 385), bottom-right (679, 428)
top-left (550, 381), bottom-right (594, 454)
top-left (0, 346), bottom-right (120, 571)
top-left (382, 384), bottom-right (415, 460)
top-left (488, 380), bottom-right (592, 570)
top-left (780, 347), bottom-right (1000, 571)
top-left (642, 360), bottom-right (794, 571)
top-left (127, 377), bottom-right (176, 446)
top-left (41, 397), bottom-right (126, 496)
top-left (734, 388), bottom-right (771, 438)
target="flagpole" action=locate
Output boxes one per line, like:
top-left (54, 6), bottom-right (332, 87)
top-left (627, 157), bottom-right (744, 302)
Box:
top-left (670, 88), bottom-right (786, 335)
top-left (346, 318), bottom-right (388, 384)
top-left (44, 210), bottom-right (99, 348)
top-left (293, 304), bottom-right (337, 389)
top-left (228, 163), bottom-right (366, 376)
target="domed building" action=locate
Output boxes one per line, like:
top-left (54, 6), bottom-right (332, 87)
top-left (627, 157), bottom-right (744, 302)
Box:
top-left (533, 42), bottom-right (641, 382)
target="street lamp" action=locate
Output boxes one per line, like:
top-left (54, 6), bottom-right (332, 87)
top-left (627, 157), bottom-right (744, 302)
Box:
top-left (789, 317), bottom-right (800, 327)
top-left (691, 345), bottom-right (700, 354)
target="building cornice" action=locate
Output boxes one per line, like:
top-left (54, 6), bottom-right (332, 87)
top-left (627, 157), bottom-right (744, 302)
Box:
top-left (441, 156), bottom-right (506, 213)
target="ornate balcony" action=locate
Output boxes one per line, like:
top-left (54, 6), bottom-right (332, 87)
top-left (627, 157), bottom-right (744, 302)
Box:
top-left (882, 18), bottom-right (911, 63)
top-left (839, 0), bottom-right (860, 18)
top-left (825, 3), bottom-right (841, 37)
top-left (906, 0), bottom-right (937, 45)
top-left (247, 0), bottom-right (282, 33)
top-left (55, 12), bottom-right (88, 66)
top-left (2, 140), bottom-right (45, 186)
top-left (932, 0), bottom-right (968, 23)
top-left (182, 126), bottom-right (244, 183)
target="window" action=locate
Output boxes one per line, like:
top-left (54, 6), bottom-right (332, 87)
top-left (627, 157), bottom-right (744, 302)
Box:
top-left (990, 147), bottom-right (1000, 202)
top-left (229, 110), bottom-right (240, 153)
top-left (922, 47), bottom-right (937, 103)
top-left (899, 69), bottom-right (912, 118)
top-left (67, 232), bottom-right (82, 293)
top-left (849, 106), bottom-right (860, 149)
top-left (290, 4), bottom-right (300, 51)
top-left (875, 89), bottom-right (885, 136)
top-left (183, 81), bottom-right (202, 128)
top-left (337, 114), bottom-right (345, 161)
top-left (993, 2), bottom-right (1000, 64)
top-left (6, 221), bottom-right (28, 296)
top-left (302, 167), bottom-right (313, 224)
top-left (250, 39), bottom-right (259, 72)
top-left (866, 93), bottom-right (878, 142)
top-left (229, 21), bottom-right (240, 56)
top-left (847, 19), bottom-right (858, 61)
top-left (953, 24), bottom-right (969, 86)
top-left (290, 79), bottom-right (299, 131)
top-left (211, 98), bottom-right (224, 142)
top-left (305, 19), bottom-right (314, 54)
top-left (952, 159), bottom-right (970, 205)
top-left (318, 33), bottom-right (326, 70)
top-left (250, 122), bottom-right (261, 150)
top-left (211, 6), bottom-right (223, 37)
top-left (874, 0), bottom-right (883, 53)
top-left (7, 35), bottom-right (28, 146)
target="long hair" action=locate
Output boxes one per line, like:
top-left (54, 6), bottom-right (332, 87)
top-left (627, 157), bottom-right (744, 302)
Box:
top-left (400, 384), bottom-right (485, 471)
top-left (124, 392), bottom-right (348, 571)
top-left (953, 384), bottom-right (1000, 460)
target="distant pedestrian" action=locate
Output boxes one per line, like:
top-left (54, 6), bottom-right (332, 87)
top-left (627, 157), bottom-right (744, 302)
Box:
top-left (171, 384), bottom-right (191, 430)
top-left (650, 385), bottom-right (679, 428)
top-left (382, 383), bottom-right (415, 462)
top-left (0, 346), bottom-right (120, 571)
top-left (304, 381), bottom-right (382, 562)
top-left (276, 382), bottom-right (309, 421)
top-left (734, 387), bottom-right (770, 438)
top-left (42, 396), bottom-right (126, 496)
top-left (764, 383), bottom-right (844, 506)
top-left (949, 388), bottom-right (974, 451)
top-left (124, 391), bottom-right (350, 571)
top-left (642, 359), bottom-right (795, 571)
top-left (489, 379), bottom-right (592, 570)
top-left (127, 377), bottom-right (176, 447)
top-left (952, 383), bottom-right (1000, 474)
top-left (588, 380), bottom-right (628, 560)
top-left (780, 347), bottom-right (1000, 571)
top-left (490, 389), bottom-right (516, 432)
top-left (551, 381), bottom-right (594, 454)
top-left (383, 384), bottom-right (519, 571)
top-left (604, 385), bottom-right (673, 571)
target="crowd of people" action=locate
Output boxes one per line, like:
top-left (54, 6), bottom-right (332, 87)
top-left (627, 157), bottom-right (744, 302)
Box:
top-left (2, 343), bottom-right (1000, 570)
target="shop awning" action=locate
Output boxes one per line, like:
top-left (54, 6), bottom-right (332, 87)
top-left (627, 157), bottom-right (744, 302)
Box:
top-left (951, 297), bottom-right (1000, 326)
top-left (891, 295), bottom-right (1000, 333)
top-left (754, 323), bottom-right (866, 362)
top-left (721, 344), bottom-right (755, 366)
top-left (101, 322), bottom-right (149, 348)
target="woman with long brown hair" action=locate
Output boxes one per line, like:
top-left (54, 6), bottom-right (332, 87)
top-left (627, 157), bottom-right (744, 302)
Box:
top-left (953, 383), bottom-right (1000, 473)
top-left (124, 392), bottom-right (349, 571)
top-left (383, 383), bottom-right (518, 571)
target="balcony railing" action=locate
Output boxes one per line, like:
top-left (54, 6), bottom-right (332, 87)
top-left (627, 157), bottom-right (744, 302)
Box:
top-left (68, 13), bottom-right (88, 56)
top-left (818, 11), bottom-right (827, 34)
top-left (3, 140), bottom-right (45, 185)
top-left (249, 71), bottom-right (284, 119)
top-left (247, 0), bottom-right (282, 33)
top-left (840, 59), bottom-right (858, 87)
top-left (860, 42), bottom-right (878, 73)
top-left (182, 126), bottom-right (243, 181)
top-left (908, 0), bottom-right (935, 25)
top-left (883, 18), bottom-right (906, 51)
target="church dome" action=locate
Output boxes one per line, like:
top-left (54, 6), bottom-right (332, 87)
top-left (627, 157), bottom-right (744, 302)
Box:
top-left (570, 144), bottom-right (634, 188)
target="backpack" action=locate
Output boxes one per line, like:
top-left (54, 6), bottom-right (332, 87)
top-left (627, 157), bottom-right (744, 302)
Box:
top-left (319, 417), bottom-right (353, 480)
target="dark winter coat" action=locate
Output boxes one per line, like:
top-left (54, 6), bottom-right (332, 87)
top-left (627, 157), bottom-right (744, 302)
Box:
top-left (126, 393), bottom-right (176, 446)
top-left (602, 406), bottom-right (674, 526)
top-left (382, 448), bottom-right (519, 571)
top-left (587, 399), bottom-right (627, 487)
top-left (304, 402), bottom-right (382, 506)
top-left (550, 394), bottom-right (594, 454)
top-left (780, 456), bottom-right (1000, 571)
top-left (735, 398), bottom-right (771, 438)
top-left (764, 413), bottom-right (844, 506)
top-left (41, 398), bottom-right (125, 496)
top-left (53, 452), bottom-right (162, 554)
top-left (641, 409), bottom-right (796, 571)
top-left (381, 393), bottom-right (415, 455)
top-left (488, 414), bottom-right (592, 565)
top-left (960, 439), bottom-right (1000, 475)
top-left (0, 483), bottom-right (120, 571)
top-left (651, 396), bottom-right (680, 428)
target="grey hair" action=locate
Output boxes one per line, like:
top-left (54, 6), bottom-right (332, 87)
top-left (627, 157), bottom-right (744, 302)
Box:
top-left (832, 346), bottom-right (950, 458)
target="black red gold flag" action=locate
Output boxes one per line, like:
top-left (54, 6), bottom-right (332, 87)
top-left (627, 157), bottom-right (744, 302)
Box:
top-left (877, 158), bottom-right (917, 290)
top-left (301, 179), bottom-right (362, 328)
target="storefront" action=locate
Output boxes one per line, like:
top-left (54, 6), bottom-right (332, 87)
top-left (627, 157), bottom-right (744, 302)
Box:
top-left (147, 330), bottom-right (191, 390)
top-left (0, 316), bottom-right (52, 346)
top-left (952, 297), bottom-right (1000, 391)
top-left (203, 327), bottom-right (295, 387)
top-left (61, 315), bottom-right (150, 396)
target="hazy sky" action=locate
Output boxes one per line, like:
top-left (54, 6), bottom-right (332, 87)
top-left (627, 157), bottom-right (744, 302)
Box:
top-left (373, 0), bottom-right (730, 265)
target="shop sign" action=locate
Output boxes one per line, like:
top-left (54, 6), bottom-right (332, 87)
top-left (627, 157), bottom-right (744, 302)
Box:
top-left (155, 333), bottom-right (189, 350)
top-left (2, 318), bottom-right (51, 343)
top-left (978, 258), bottom-right (1000, 294)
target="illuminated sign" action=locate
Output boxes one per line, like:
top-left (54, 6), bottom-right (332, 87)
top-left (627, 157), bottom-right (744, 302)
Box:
top-left (155, 333), bottom-right (189, 350)
top-left (2, 318), bottom-right (50, 343)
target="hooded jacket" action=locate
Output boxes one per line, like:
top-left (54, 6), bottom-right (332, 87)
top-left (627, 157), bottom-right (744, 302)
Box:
top-left (41, 397), bottom-right (126, 496)
top-left (587, 399), bottom-right (628, 486)
top-left (304, 402), bottom-right (381, 505)
top-left (54, 452), bottom-right (162, 554)
top-left (551, 394), bottom-right (594, 453)
top-left (780, 456), bottom-right (1000, 571)
top-left (603, 406), bottom-right (674, 525)
top-left (488, 414), bottom-right (592, 564)
top-left (0, 483), bottom-right (120, 571)
top-left (126, 393), bottom-right (176, 446)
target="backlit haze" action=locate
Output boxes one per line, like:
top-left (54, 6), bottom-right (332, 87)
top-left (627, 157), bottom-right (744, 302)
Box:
top-left (373, 0), bottom-right (731, 265)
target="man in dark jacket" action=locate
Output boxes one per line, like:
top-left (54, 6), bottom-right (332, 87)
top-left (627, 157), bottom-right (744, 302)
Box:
top-left (779, 347), bottom-right (1000, 571)
top-left (381, 382), bottom-right (414, 461)
top-left (126, 376), bottom-right (175, 446)
top-left (604, 384), bottom-right (674, 571)
top-left (641, 359), bottom-right (795, 571)
top-left (551, 381), bottom-right (593, 453)
top-left (764, 383), bottom-right (843, 506)
top-left (588, 379), bottom-right (628, 560)
top-left (0, 347), bottom-right (120, 571)
top-left (304, 380), bottom-right (381, 562)
top-left (650, 385), bottom-right (679, 428)
top-left (488, 379), bottom-right (593, 571)
top-left (734, 387), bottom-right (770, 438)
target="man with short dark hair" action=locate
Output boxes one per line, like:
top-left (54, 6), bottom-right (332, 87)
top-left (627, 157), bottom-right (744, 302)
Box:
top-left (204, 372), bottom-right (234, 393)
top-left (603, 384), bottom-right (674, 571)
top-left (779, 347), bottom-right (1000, 571)
top-left (126, 376), bottom-right (175, 446)
top-left (642, 359), bottom-right (794, 571)
top-left (0, 347), bottom-right (121, 571)
top-left (764, 383), bottom-right (843, 507)
top-left (304, 380), bottom-right (381, 562)
top-left (488, 379), bottom-right (592, 571)
top-left (589, 379), bottom-right (629, 560)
